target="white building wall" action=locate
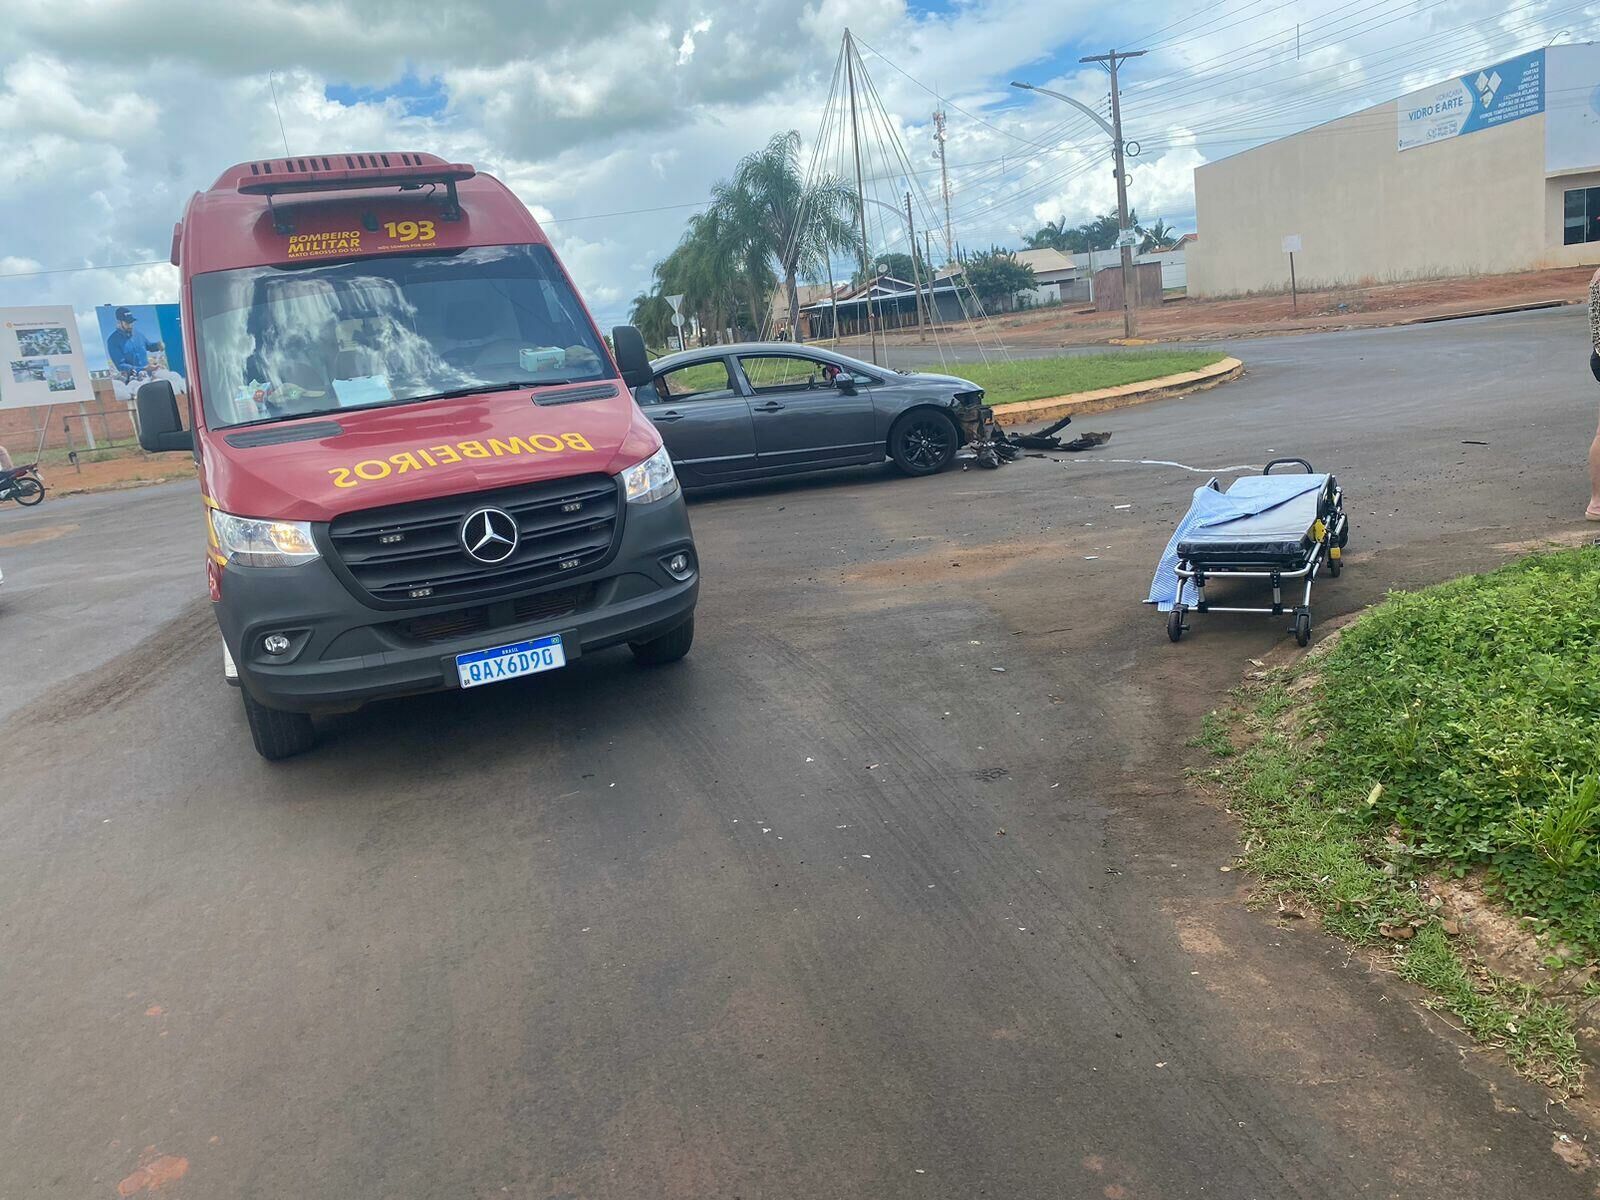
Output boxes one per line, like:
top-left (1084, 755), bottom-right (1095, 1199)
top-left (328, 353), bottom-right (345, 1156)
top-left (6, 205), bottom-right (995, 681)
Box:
top-left (1136, 248), bottom-right (1187, 289)
top-left (1187, 102), bottom-right (1572, 297)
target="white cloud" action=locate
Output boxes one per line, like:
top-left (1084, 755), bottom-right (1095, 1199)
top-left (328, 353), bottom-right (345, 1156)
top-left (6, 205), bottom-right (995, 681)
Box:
top-left (678, 18), bottom-right (714, 65)
top-left (0, 0), bottom-right (1578, 333)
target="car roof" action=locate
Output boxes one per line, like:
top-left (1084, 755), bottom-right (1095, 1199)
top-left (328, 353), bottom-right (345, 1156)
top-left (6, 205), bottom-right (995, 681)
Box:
top-left (650, 341), bottom-right (873, 373)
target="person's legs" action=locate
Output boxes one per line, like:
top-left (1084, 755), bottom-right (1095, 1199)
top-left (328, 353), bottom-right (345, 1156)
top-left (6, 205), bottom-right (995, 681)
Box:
top-left (1589, 429), bottom-right (1600, 519)
top-left (1591, 353), bottom-right (1600, 519)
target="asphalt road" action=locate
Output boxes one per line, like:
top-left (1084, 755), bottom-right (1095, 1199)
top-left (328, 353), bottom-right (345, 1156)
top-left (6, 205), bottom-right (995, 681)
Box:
top-left (1, 308), bottom-right (1595, 1199)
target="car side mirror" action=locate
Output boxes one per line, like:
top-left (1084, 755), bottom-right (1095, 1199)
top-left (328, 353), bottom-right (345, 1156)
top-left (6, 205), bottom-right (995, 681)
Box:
top-left (611, 325), bottom-right (653, 389)
top-left (834, 375), bottom-right (858, 395)
top-left (135, 380), bottom-right (193, 453)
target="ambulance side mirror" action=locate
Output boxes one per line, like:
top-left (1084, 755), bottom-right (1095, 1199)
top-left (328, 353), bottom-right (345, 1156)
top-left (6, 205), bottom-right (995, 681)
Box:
top-left (135, 380), bottom-right (193, 453)
top-left (611, 325), bottom-right (653, 390)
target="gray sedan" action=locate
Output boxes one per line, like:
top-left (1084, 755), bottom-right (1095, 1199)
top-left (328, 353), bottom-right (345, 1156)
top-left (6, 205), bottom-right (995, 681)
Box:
top-left (632, 342), bottom-right (986, 487)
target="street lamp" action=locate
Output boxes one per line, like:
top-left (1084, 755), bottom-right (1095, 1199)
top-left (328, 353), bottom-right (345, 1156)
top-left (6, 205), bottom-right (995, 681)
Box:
top-left (1012, 70), bottom-right (1142, 338)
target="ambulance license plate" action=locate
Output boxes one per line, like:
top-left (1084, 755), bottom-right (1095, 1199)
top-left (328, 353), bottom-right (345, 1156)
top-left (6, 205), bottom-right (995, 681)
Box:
top-left (456, 634), bottom-right (566, 689)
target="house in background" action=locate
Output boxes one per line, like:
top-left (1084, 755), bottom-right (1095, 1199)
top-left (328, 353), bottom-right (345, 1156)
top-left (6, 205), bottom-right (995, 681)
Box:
top-left (1010, 249), bottom-right (1089, 306)
top-left (933, 250), bottom-right (1089, 313)
top-left (767, 283), bottom-right (841, 341)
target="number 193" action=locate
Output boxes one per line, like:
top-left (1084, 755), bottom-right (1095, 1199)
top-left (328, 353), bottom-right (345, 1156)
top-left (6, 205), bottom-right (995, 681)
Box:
top-left (384, 220), bottom-right (436, 242)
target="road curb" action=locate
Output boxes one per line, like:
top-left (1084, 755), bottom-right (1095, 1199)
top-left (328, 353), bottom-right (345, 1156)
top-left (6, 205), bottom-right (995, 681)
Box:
top-left (1404, 299), bottom-right (1576, 325)
top-left (991, 356), bottom-right (1244, 428)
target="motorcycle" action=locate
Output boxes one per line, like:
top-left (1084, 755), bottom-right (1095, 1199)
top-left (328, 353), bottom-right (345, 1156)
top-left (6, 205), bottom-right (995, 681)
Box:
top-left (0, 463), bottom-right (45, 506)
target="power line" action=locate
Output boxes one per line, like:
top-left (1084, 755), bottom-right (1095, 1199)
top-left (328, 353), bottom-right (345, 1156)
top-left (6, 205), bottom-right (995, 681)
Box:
top-left (853, 34), bottom-right (1065, 153)
top-left (0, 259), bottom-right (170, 281)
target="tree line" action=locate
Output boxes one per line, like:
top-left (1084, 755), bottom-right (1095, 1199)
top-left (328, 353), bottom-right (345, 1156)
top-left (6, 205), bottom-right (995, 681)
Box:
top-left (628, 131), bottom-right (859, 350)
top-left (1023, 210), bottom-right (1176, 255)
top-left (626, 131), bottom-right (1182, 348)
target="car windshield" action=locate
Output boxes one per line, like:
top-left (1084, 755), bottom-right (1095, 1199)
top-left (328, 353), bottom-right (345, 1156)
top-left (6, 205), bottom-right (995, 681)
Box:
top-left (191, 243), bottom-right (613, 429)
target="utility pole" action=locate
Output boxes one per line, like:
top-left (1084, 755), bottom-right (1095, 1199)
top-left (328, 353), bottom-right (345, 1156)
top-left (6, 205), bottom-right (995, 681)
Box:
top-left (933, 108), bottom-right (953, 260)
top-left (1079, 48), bottom-right (1145, 339)
top-left (844, 30), bottom-right (879, 364)
top-left (904, 191), bottom-right (928, 342)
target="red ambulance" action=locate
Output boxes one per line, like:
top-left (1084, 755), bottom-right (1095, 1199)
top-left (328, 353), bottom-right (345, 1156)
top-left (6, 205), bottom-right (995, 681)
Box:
top-left (138, 152), bottom-right (697, 759)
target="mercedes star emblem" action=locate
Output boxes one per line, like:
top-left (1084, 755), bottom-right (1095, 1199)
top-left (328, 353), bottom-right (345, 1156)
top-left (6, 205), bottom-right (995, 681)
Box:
top-left (460, 507), bottom-right (519, 564)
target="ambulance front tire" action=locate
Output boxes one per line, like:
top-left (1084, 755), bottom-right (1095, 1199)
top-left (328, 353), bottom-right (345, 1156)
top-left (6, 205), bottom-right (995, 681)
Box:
top-left (241, 688), bottom-right (317, 761)
top-left (630, 615), bottom-right (694, 665)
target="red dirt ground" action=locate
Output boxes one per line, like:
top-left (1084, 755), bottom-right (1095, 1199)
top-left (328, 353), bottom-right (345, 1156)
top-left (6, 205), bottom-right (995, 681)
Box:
top-left (22, 454), bottom-right (193, 498)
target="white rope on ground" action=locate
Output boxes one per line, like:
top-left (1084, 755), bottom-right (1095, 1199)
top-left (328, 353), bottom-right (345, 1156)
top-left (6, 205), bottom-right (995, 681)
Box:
top-left (1064, 457), bottom-right (1263, 474)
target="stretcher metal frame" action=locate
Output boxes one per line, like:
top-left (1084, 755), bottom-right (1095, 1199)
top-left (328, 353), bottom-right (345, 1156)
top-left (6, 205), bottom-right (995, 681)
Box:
top-left (1167, 458), bottom-right (1348, 647)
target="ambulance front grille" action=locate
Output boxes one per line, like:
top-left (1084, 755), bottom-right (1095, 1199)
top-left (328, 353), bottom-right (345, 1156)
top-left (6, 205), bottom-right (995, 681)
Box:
top-left (326, 475), bottom-right (621, 606)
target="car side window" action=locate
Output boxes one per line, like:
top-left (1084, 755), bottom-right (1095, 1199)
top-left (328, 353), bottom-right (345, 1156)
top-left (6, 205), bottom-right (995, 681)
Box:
top-left (657, 360), bottom-right (736, 402)
top-left (739, 354), bottom-right (829, 393)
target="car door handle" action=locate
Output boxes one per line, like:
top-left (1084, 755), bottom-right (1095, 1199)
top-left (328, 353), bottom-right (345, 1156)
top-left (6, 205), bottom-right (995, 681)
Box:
top-left (752, 401), bottom-right (786, 413)
top-left (654, 410), bottom-right (684, 422)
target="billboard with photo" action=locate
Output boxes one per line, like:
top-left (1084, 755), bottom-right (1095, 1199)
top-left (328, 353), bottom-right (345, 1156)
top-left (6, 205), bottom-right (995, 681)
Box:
top-left (1546, 43), bottom-right (1600, 173)
top-left (1397, 50), bottom-right (1545, 153)
top-left (0, 305), bottom-right (93, 411)
top-left (95, 303), bottom-right (188, 403)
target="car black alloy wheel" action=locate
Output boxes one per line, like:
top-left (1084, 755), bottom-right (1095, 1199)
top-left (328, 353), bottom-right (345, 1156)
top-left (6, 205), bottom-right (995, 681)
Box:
top-left (904, 419), bottom-right (950, 468)
top-left (891, 411), bottom-right (958, 476)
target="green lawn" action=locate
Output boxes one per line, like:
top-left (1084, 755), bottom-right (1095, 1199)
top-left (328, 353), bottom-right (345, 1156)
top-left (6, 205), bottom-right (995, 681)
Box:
top-left (647, 350), bottom-right (1227, 407)
top-left (1202, 547), bottom-right (1600, 1090)
top-left (1314, 548), bottom-right (1600, 960)
top-left (946, 351), bottom-right (1227, 407)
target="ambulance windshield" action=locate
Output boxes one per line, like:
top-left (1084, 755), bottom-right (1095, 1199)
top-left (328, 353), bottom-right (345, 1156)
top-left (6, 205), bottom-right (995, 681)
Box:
top-left (191, 244), bottom-right (613, 429)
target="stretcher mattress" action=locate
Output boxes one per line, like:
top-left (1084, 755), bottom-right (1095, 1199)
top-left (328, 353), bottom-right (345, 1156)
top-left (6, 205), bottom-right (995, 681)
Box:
top-left (1176, 474), bottom-right (1331, 566)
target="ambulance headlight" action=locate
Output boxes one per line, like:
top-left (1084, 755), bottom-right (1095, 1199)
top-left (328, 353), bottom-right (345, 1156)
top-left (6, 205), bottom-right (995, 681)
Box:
top-left (209, 509), bottom-right (321, 567)
top-left (619, 445), bottom-right (679, 505)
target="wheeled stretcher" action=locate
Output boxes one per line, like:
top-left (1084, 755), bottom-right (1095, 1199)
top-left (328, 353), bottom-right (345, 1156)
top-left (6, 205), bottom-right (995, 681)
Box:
top-left (1165, 458), bottom-right (1348, 647)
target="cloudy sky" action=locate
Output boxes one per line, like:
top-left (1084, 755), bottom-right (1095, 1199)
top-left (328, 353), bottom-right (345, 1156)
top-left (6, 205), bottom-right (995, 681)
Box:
top-left (0, 0), bottom-right (1592, 363)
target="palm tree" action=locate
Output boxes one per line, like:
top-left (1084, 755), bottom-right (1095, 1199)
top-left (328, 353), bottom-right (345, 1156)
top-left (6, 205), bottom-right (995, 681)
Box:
top-left (1078, 209), bottom-right (1136, 252)
top-left (727, 131), bottom-right (859, 343)
top-left (1138, 218), bottom-right (1176, 253)
top-left (628, 291), bottom-right (673, 351)
top-left (655, 207), bottom-right (745, 347)
top-left (709, 177), bottom-right (777, 340)
top-left (1023, 217), bottom-right (1072, 251)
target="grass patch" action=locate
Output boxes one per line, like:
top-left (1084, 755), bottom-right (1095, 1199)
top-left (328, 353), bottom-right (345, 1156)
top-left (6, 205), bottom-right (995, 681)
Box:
top-left (1318, 548), bottom-right (1600, 960)
top-left (1199, 548), bottom-right (1600, 1091)
top-left (1208, 688), bottom-right (1582, 1090)
top-left (27, 439), bottom-right (145, 468)
top-left (947, 351), bottom-right (1227, 407)
top-left (644, 350), bottom-right (1227, 408)
top-left (1186, 710), bottom-right (1234, 758)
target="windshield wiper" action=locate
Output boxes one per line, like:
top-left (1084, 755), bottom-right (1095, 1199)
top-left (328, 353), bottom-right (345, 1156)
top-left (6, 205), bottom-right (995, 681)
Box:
top-left (227, 405), bottom-right (350, 429)
top-left (409, 378), bottom-right (594, 402)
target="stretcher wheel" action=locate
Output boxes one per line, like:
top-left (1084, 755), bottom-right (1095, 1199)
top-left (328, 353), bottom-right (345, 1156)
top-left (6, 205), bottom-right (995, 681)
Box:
top-left (1326, 548), bottom-right (1341, 577)
top-left (1167, 607), bottom-right (1187, 643)
top-left (1291, 609), bottom-right (1312, 647)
